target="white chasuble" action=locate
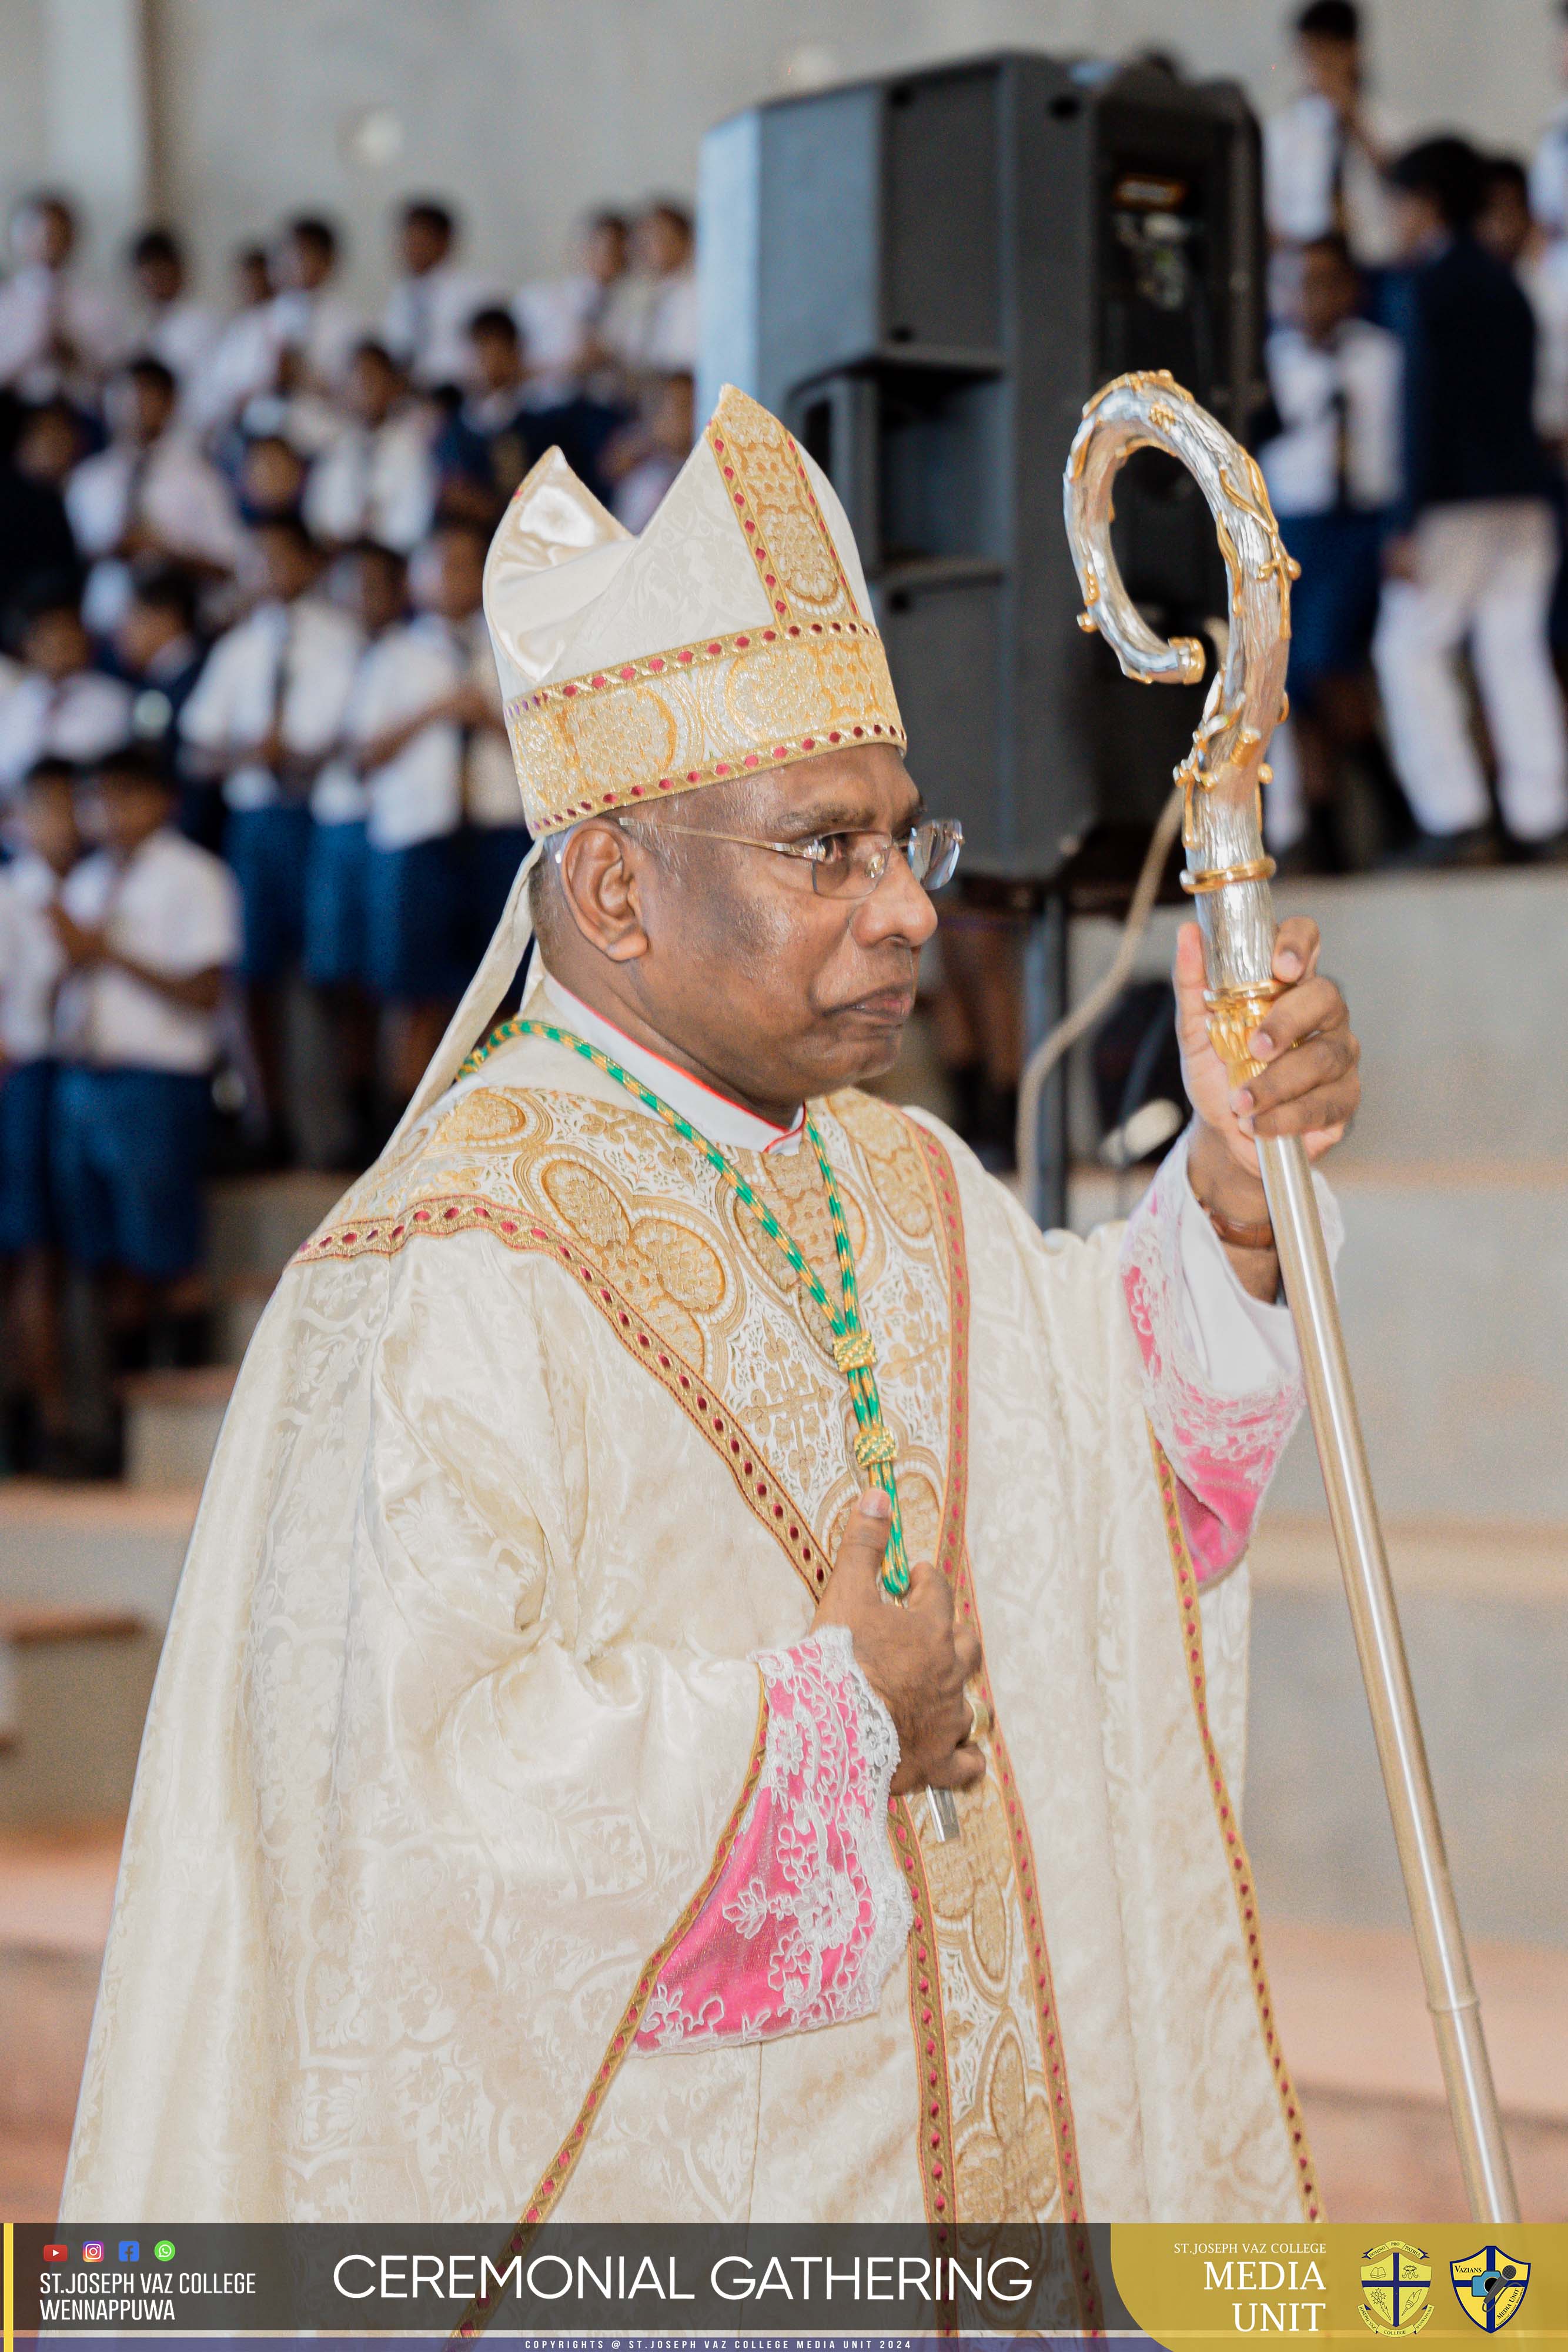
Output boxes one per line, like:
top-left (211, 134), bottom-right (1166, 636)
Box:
top-left (62, 1027), bottom-right (1318, 2252)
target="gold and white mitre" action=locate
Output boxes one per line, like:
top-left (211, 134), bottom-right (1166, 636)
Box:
top-left (483, 383), bottom-right (905, 834)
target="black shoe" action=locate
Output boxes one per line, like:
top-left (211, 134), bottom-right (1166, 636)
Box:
top-left (1513, 826), bottom-right (1568, 865)
top-left (1384, 823), bottom-right (1500, 871)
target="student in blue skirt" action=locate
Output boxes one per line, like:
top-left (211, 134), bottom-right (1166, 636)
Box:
top-left (51, 744), bottom-right (241, 1365)
top-left (0, 758), bottom-right (79, 1469)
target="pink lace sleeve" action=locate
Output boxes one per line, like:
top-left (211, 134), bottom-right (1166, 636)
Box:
top-left (634, 1626), bottom-right (911, 2052)
top-left (1120, 1131), bottom-right (1305, 1584)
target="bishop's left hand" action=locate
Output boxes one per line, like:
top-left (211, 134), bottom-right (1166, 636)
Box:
top-left (1175, 916), bottom-right (1360, 1190)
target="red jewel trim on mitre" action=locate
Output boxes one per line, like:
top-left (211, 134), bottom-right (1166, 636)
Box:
top-left (516, 614), bottom-right (877, 713)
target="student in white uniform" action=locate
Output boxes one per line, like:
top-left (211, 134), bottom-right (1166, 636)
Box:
top-left (0, 757), bottom-right (79, 1471)
top-left (302, 541), bottom-right (409, 1156)
top-left (433, 519), bottom-right (531, 976)
top-left (265, 216), bottom-right (360, 399)
top-left (1374, 138), bottom-right (1568, 860)
top-left (184, 246), bottom-right (278, 443)
top-left (1263, 1), bottom-right (1402, 272)
top-left (51, 744), bottom-right (240, 1345)
top-left (0, 594), bottom-right (133, 803)
top-left (609, 371), bottom-right (696, 534)
top-left (380, 199), bottom-right (497, 392)
top-left (0, 192), bottom-right (123, 402)
top-left (111, 566), bottom-right (213, 846)
top-left (302, 339), bottom-right (437, 554)
top-left (1258, 235), bottom-right (1402, 861)
top-left (349, 529), bottom-right (480, 1107)
top-left (178, 515), bottom-right (360, 1138)
top-left (514, 210), bottom-right (635, 405)
top-left (122, 229), bottom-right (219, 397)
top-left (614, 202), bottom-right (700, 376)
top-left (65, 356), bottom-right (243, 632)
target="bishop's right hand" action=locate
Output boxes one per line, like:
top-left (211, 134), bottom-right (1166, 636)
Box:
top-left (812, 1488), bottom-right (986, 1796)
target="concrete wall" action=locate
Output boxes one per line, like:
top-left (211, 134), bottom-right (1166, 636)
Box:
top-left (2, 0), bottom-right (1563, 312)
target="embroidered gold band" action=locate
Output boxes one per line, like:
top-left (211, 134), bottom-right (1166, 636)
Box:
top-left (506, 624), bottom-right (905, 834)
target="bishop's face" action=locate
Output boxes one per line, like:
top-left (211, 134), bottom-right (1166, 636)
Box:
top-left (547, 744), bottom-right (947, 1123)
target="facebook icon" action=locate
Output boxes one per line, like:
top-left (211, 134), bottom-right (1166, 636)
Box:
top-left (118, 2241), bottom-right (139, 2261)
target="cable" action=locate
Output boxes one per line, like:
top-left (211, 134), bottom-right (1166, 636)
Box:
top-left (1014, 783), bottom-right (1186, 1218)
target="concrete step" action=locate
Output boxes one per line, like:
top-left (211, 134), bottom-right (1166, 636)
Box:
top-left (1072, 1156), bottom-right (1568, 1523)
top-left (206, 1167), bottom-right (345, 1289)
top-left (121, 1365), bottom-right (235, 1490)
top-left (1266, 1920), bottom-right (1568, 2223)
top-left (212, 1271), bottom-right (275, 1365)
top-left (0, 1622), bottom-right (162, 1826)
top-left (1245, 1513), bottom-right (1568, 1951)
top-left (1263, 1162), bottom-right (1568, 1522)
top-left (1068, 867), bottom-right (1568, 1167)
top-left (0, 1483), bottom-right (195, 1622)
top-left (0, 1823), bottom-right (120, 2217)
top-left (0, 1484), bottom-right (193, 1823)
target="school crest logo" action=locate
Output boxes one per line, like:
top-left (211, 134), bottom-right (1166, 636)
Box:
top-left (1360, 2243), bottom-right (1433, 2335)
top-left (1451, 2248), bottom-right (1530, 2331)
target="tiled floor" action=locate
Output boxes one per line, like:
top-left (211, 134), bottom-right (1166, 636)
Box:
top-left (5, 1827), bottom-right (1563, 2226)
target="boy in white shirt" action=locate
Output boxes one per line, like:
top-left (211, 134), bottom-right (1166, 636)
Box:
top-left (302, 541), bottom-right (410, 1157)
top-left (0, 191), bottom-right (123, 403)
top-left (1258, 233), bottom-right (1403, 861)
top-left (123, 228), bottom-right (220, 396)
top-left (0, 758), bottom-right (79, 1470)
top-left (0, 593), bottom-right (133, 802)
top-left (65, 355), bottom-right (243, 632)
top-left (380, 199), bottom-right (496, 392)
top-left (185, 245), bottom-right (278, 443)
top-left (437, 519), bottom-right (531, 977)
top-left (616, 203), bottom-right (700, 376)
top-left (266, 216), bottom-right (360, 400)
top-left (302, 339), bottom-right (437, 554)
top-left (178, 515), bottom-right (360, 1142)
top-left (1263, 0), bottom-right (1402, 270)
top-left (516, 210), bottom-right (634, 406)
top-left (51, 744), bottom-right (240, 1352)
top-left (351, 524), bottom-right (483, 1105)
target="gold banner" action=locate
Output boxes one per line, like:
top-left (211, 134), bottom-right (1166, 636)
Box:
top-left (1111, 2224), bottom-right (1563, 2346)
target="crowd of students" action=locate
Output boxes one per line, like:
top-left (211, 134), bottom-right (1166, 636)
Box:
top-left (6, 3), bottom-right (1568, 1469)
top-left (0, 185), bottom-right (697, 1471)
top-left (1256, 0), bottom-right (1568, 871)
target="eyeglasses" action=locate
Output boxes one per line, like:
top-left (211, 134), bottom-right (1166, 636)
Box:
top-left (623, 815), bottom-right (964, 901)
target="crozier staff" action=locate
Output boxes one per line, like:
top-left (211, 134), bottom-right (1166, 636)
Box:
top-left (65, 388), bottom-right (1356, 2243)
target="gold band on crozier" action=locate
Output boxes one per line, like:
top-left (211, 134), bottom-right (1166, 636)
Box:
top-left (1179, 854), bottom-right (1278, 895)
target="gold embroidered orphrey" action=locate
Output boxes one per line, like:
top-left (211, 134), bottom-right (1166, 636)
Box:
top-left (503, 392), bottom-right (905, 834)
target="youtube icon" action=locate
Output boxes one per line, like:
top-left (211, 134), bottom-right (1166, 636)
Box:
top-left (42, 2245), bottom-right (66, 2263)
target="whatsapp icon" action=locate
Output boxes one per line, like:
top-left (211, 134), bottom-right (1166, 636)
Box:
top-left (153, 2240), bottom-right (175, 2261)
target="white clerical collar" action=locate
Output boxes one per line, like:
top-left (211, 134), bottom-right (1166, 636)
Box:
top-left (538, 967), bottom-right (806, 1156)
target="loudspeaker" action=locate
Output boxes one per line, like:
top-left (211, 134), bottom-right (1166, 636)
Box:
top-left (699, 53), bottom-right (1265, 884)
